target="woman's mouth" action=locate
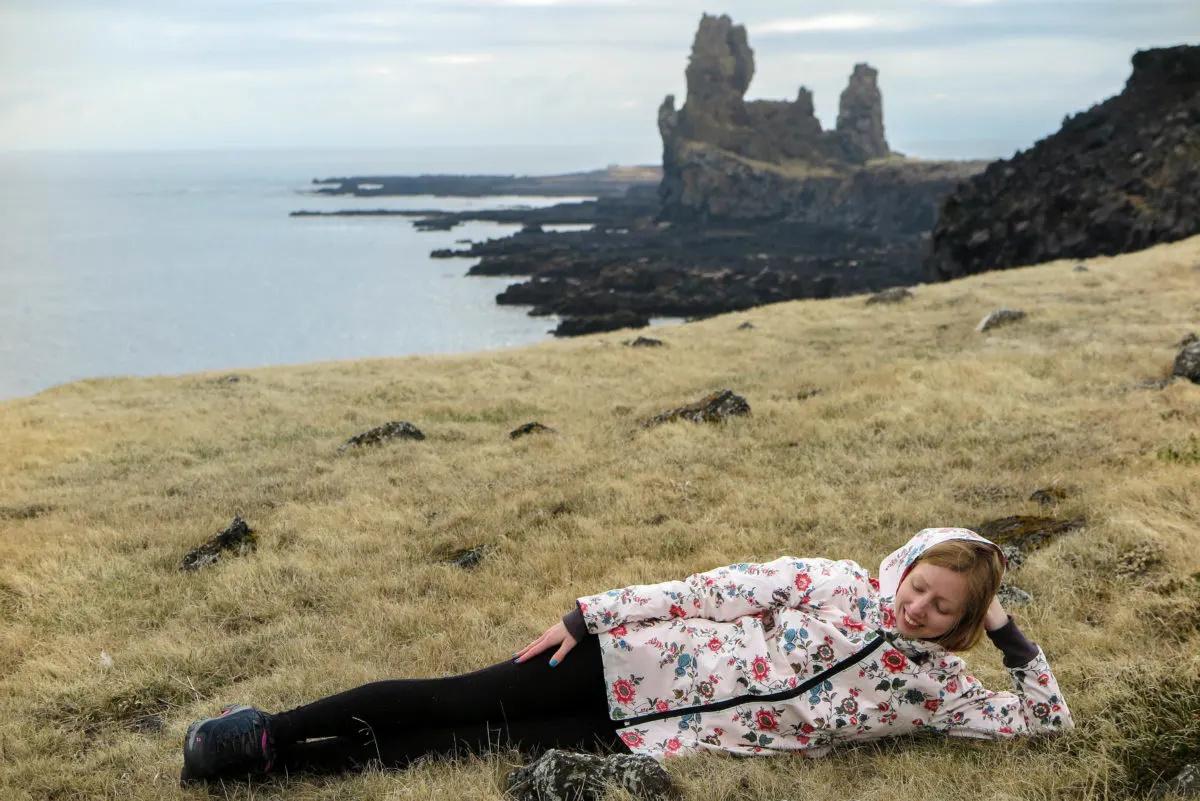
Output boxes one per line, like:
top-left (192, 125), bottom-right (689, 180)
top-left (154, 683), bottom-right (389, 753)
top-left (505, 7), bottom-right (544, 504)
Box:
top-left (901, 609), bottom-right (921, 630)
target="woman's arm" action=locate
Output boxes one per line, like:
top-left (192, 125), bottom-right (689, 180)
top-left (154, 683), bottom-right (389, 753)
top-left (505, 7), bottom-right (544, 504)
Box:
top-left (574, 556), bottom-right (848, 634)
top-left (933, 599), bottom-right (1073, 739)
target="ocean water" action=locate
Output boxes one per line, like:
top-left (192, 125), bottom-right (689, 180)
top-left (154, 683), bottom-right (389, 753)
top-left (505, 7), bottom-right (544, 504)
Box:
top-left (0, 147), bottom-right (627, 401)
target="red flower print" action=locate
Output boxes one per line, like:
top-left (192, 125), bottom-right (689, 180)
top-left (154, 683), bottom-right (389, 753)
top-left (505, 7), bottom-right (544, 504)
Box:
top-left (1037, 673), bottom-right (1050, 686)
top-left (840, 698), bottom-right (858, 714)
top-left (612, 679), bottom-right (636, 705)
top-left (869, 577), bottom-right (880, 591)
top-left (751, 656), bottom-right (771, 681)
top-left (666, 738), bottom-right (682, 752)
top-left (924, 699), bottom-right (941, 712)
top-left (800, 722), bottom-right (815, 734)
top-left (878, 702), bottom-right (890, 712)
top-left (842, 614), bottom-right (865, 631)
top-left (882, 649), bottom-right (908, 673)
top-left (669, 604), bottom-right (685, 618)
top-left (946, 679), bottom-right (959, 694)
top-left (610, 625), bottom-right (627, 637)
top-left (881, 606), bottom-right (895, 628)
top-left (794, 573), bottom-right (812, 592)
top-left (655, 700), bottom-right (670, 713)
top-left (797, 735), bottom-right (810, 745)
top-left (620, 731), bottom-right (643, 748)
top-left (1033, 702), bottom-right (1051, 719)
top-left (999, 726), bottom-right (1013, 735)
top-left (755, 710), bottom-right (778, 730)
top-left (708, 637), bottom-right (722, 651)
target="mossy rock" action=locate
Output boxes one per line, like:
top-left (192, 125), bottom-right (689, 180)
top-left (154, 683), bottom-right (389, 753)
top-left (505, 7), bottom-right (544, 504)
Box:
top-left (974, 515), bottom-right (1085, 554)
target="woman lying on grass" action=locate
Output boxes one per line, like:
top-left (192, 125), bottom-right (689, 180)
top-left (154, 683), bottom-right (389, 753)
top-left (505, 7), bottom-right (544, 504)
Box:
top-left (180, 527), bottom-right (1073, 783)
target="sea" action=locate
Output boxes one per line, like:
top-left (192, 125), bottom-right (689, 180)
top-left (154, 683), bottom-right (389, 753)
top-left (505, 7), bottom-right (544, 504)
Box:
top-left (0, 146), bottom-right (653, 401)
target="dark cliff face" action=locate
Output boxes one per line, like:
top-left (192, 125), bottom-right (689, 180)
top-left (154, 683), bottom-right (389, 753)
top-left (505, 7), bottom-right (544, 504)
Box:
top-left (927, 45), bottom-right (1200, 281)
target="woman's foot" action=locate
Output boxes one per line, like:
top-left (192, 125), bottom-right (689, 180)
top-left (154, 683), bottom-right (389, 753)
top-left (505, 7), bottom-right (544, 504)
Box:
top-left (180, 704), bottom-right (275, 784)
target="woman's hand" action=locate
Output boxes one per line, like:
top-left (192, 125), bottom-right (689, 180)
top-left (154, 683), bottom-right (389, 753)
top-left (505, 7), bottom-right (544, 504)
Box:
top-left (983, 595), bottom-right (1009, 631)
top-left (513, 621), bottom-right (578, 667)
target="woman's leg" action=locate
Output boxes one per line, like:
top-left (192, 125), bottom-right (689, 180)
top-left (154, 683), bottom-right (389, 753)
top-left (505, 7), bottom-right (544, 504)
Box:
top-left (268, 634), bottom-right (612, 747)
top-left (274, 715), bottom-right (626, 776)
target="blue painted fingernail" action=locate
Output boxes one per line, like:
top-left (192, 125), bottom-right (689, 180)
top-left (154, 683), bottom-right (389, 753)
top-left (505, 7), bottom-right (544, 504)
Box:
top-left (549, 659), bottom-right (558, 667)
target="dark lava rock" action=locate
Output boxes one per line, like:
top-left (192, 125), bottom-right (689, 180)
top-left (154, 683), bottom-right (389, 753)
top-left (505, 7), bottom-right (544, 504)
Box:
top-left (510, 422), bottom-right (556, 440)
top-left (441, 544), bottom-right (492, 570)
top-left (997, 584), bottom-right (1033, 607)
top-left (928, 45), bottom-right (1200, 280)
top-left (1029, 487), bottom-right (1068, 506)
top-left (338, 421), bottom-right (426, 451)
top-left (625, 336), bottom-right (665, 347)
top-left (1073, 264), bottom-right (1090, 272)
top-left (1175, 332), bottom-right (1198, 348)
top-left (737, 321), bottom-right (755, 330)
top-left (1153, 764), bottom-right (1198, 798)
top-left (977, 308), bottom-right (1027, 332)
top-left (180, 517), bottom-right (257, 572)
top-left (644, 389), bottom-right (750, 427)
top-left (1172, 341), bottom-right (1200, 383)
top-left (553, 311), bottom-right (649, 337)
top-left (865, 287), bottom-right (913, 305)
top-left (975, 515), bottom-right (1086, 554)
top-left (506, 749), bottom-right (678, 801)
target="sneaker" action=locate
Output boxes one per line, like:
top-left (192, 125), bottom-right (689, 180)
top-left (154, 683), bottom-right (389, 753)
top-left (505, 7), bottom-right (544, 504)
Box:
top-left (180, 704), bottom-right (274, 784)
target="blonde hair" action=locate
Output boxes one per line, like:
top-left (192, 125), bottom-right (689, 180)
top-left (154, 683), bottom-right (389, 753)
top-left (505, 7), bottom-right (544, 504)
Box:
top-left (914, 540), bottom-right (1005, 651)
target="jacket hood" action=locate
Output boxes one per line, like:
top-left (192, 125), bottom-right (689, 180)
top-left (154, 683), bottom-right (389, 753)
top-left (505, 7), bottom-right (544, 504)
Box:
top-left (878, 527), bottom-right (1004, 599)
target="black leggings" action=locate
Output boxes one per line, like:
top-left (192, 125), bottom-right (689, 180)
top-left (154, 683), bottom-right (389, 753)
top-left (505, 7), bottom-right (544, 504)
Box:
top-left (267, 634), bottom-right (626, 774)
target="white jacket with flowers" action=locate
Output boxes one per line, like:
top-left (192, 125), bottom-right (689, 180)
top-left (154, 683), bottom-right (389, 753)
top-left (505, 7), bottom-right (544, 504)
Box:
top-left (577, 528), bottom-right (1073, 760)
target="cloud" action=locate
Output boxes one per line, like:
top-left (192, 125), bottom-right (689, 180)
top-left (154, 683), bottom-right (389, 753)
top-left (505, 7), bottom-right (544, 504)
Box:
top-left (423, 53), bottom-right (494, 65)
top-left (754, 13), bottom-right (914, 35)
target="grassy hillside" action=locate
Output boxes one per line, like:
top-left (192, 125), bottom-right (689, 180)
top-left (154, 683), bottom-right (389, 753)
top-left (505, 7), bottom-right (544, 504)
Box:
top-left (1, 236), bottom-right (1198, 800)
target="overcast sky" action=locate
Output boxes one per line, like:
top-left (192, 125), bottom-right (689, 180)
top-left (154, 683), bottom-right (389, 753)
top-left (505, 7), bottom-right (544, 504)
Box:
top-left (1, 0), bottom-right (1196, 160)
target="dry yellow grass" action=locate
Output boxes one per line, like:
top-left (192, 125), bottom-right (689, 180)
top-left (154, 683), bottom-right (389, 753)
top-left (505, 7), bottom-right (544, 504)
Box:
top-left (2, 236), bottom-right (1199, 800)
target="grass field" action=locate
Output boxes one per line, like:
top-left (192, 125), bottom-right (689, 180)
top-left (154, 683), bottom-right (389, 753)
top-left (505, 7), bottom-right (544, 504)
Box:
top-left (1, 236), bottom-right (1198, 800)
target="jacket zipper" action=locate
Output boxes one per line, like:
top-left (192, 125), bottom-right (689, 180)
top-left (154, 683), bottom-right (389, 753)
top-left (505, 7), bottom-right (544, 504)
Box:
top-left (620, 630), bottom-right (887, 726)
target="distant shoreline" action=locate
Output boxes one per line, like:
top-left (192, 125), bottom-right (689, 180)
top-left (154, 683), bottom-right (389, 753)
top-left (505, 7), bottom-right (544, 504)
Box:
top-left (309, 164), bottom-right (662, 198)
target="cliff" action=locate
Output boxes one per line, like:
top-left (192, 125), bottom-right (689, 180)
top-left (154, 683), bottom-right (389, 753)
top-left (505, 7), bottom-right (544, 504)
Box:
top-left (927, 45), bottom-right (1200, 280)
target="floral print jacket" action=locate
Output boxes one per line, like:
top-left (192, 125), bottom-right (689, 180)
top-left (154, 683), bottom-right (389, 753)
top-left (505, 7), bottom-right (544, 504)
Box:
top-left (576, 528), bottom-right (1073, 760)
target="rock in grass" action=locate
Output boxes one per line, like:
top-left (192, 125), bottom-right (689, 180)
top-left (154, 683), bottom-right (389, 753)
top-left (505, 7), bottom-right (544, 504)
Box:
top-left (997, 584), bottom-right (1033, 607)
top-left (865, 287), bottom-right (913, 305)
top-left (1173, 341), bottom-right (1200, 383)
top-left (1152, 764), bottom-right (1198, 798)
top-left (976, 308), bottom-right (1027, 332)
top-left (794, 386), bottom-right (824, 401)
top-left (1029, 487), bottom-right (1068, 506)
top-left (737, 321), bottom-right (755, 330)
top-left (643, 389), bottom-right (750, 427)
top-left (338, 421), bottom-right (425, 451)
top-left (506, 749), bottom-right (678, 801)
top-left (180, 517), bottom-right (256, 572)
top-left (975, 515), bottom-right (1085, 555)
top-left (441, 544), bottom-right (492, 570)
top-left (510, 422), bottom-right (556, 440)
top-left (1173, 332), bottom-right (1197, 348)
top-left (624, 336), bottom-right (665, 347)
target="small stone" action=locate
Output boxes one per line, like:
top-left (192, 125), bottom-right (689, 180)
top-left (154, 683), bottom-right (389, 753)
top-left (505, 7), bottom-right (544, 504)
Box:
top-left (211, 374), bottom-right (250, 384)
top-left (506, 749), bottom-right (678, 801)
top-left (794, 387), bottom-right (824, 401)
top-left (1029, 487), bottom-right (1068, 506)
top-left (975, 515), bottom-right (1085, 554)
top-left (1153, 764), bottom-right (1198, 798)
top-left (997, 584), bottom-right (1033, 607)
top-left (1114, 542), bottom-right (1166, 580)
top-left (180, 517), bottom-right (257, 572)
top-left (128, 715), bottom-right (165, 734)
top-left (1000, 546), bottom-right (1025, 572)
top-left (510, 422), bottom-right (556, 440)
top-left (338, 421), bottom-right (425, 451)
top-left (643, 389), bottom-right (750, 427)
top-left (1125, 378), bottom-right (1175, 391)
top-left (442, 544), bottom-right (492, 570)
top-left (1175, 332), bottom-right (1198, 348)
top-left (1073, 264), bottom-right (1089, 272)
top-left (1172, 341), bottom-right (1200, 383)
top-left (865, 287), bottom-right (914, 305)
top-left (737, 321), bottom-right (755, 330)
top-left (625, 336), bottom-right (665, 348)
top-left (976, 308), bottom-right (1027, 332)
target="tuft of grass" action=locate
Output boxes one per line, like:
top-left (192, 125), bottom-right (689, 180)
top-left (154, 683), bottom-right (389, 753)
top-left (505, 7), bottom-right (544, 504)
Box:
top-left (1, 235), bottom-right (1199, 799)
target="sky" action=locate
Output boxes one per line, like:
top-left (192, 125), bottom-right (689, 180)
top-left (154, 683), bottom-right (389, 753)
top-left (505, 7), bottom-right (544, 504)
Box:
top-left (1, 0), bottom-right (1197, 161)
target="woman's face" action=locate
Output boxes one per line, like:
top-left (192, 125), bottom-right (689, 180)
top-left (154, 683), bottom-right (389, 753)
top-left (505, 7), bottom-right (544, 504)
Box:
top-left (893, 562), bottom-right (968, 639)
